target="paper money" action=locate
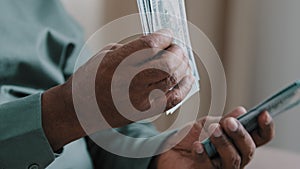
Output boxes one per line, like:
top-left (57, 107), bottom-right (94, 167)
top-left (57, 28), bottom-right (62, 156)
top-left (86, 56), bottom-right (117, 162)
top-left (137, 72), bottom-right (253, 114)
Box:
top-left (137, 0), bottom-right (200, 114)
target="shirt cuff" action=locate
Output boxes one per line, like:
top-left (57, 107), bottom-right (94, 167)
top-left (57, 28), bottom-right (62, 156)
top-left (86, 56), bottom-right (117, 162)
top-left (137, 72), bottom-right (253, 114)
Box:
top-left (0, 93), bottom-right (55, 169)
top-left (88, 123), bottom-right (177, 169)
top-left (139, 129), bottom-right (178, 169)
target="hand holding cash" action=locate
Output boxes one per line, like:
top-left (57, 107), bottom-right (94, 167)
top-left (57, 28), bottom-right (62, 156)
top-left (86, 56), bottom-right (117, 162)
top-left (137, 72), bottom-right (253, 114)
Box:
top-left (137, 0), bottom-right (200, 114)
top-left (65, 29), bottom-right (195, 130)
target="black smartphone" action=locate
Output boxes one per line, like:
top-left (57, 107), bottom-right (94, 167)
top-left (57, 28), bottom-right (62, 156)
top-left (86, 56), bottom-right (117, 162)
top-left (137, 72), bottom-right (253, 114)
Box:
top-left (202, 80), bottom-right (300, 158)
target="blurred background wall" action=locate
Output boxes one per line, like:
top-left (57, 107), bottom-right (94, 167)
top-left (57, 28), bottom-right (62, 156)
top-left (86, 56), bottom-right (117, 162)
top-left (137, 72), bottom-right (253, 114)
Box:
top-left (223, 0), bottom-right (300, 154)
top-left (61, 0), bottom-right (300, 160)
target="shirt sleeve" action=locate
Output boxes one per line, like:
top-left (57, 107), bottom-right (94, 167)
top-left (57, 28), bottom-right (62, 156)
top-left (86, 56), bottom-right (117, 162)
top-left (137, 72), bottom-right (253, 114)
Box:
top-left (86, 123), bottom-right (177, 169)
top-left (0, 92), bottom-right (55, 169)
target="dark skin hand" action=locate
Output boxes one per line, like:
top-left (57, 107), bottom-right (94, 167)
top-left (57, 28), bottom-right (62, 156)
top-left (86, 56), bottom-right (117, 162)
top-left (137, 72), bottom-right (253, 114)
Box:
top-left (42, 29), bottom-right (194, 151)
top-left (153, 107), bottom-right (275, 169)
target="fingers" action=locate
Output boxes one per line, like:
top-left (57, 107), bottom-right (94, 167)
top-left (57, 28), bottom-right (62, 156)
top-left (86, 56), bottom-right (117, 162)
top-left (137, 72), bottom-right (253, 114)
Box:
top-left (144, 44), bottom-right (191, 90)
top-left (191, 109), bottom-right (274, 169)
top-left (116, 29), bottom-right (173, 62)
top-left (101, 30), bottom-right (190, 92)
top-left (224, 108), bottom-right (275, 147)
top-left (208, 124), bottom-right (242, 169)
top-left (222, 118), bottom-right (256, 167)
top-left (194, 121), bottom-right (256, 169)
top-left (164, 75), bottom-right (195, 110)
top-left (251, 111), bottom-right (275, 147)
top-left (147, 75), bottom-right (194, 115)
top-left (100, 43), bottom-right (123, 52)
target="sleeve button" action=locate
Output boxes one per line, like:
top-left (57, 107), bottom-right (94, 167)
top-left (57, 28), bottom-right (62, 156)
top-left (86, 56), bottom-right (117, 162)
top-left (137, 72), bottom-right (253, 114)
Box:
top-left (28, 164), bottom-right (39, 169)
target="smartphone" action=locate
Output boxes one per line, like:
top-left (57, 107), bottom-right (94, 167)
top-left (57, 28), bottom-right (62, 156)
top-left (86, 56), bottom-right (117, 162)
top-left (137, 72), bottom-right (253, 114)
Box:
top-left (202, 80), bottom-right (300, 158)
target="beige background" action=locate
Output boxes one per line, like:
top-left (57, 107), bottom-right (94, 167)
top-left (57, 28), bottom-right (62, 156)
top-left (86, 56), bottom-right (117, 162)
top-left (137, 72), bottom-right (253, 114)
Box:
top-left (61, 0), bottom-right (300, 168)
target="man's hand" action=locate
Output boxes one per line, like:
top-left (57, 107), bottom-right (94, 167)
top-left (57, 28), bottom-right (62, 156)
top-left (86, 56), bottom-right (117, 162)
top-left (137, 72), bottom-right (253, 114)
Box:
top-left (42, 29), bottom-right (194, 151)
top-left (69, 29), bottom-right (194, 129)
top-left (154, 107), bottom-right (275, 169)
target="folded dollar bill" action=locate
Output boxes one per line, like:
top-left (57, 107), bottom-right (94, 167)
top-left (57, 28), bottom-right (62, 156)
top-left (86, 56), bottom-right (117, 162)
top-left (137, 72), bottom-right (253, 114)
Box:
top-left (137, 0), bottom-right (200, 114)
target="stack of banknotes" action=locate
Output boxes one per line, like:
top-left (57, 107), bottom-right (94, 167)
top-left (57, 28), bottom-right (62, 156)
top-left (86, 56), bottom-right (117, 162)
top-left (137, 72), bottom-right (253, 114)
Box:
top-left (137, 0), bottom-right (200, 114)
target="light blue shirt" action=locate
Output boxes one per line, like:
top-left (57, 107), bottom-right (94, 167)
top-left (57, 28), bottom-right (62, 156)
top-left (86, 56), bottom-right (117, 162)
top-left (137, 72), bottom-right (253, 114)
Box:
top-left (0, 1), bottom-right (173, 168)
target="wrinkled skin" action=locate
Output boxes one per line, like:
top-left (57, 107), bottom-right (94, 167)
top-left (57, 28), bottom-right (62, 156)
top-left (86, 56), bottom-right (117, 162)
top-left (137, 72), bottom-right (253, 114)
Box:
top-left (69, 29), bottom-right (195, 129)
top-left (43, 29), bottom-right (195, 151)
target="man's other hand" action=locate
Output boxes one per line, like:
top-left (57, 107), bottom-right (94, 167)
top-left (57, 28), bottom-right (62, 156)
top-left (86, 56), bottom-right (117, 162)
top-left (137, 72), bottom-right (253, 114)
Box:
top-left (154, 107), bottom-right (275, 169)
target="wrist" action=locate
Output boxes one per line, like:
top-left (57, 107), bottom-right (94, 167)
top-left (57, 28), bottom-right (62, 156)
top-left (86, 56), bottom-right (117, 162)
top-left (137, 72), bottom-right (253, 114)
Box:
top-left (42, 82), bottom-right (86, 151)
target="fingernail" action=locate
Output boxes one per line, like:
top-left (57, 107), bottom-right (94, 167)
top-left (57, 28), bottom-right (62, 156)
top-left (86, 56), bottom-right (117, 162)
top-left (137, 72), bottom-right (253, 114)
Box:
top-left (237, 106), bottom-right (247, 113)
top-left (265, 113), bottom-right (272, 125)
top-left (209, 124), bottom-right (222, 137)
top-left (226, 118), bottom-right (239, 132)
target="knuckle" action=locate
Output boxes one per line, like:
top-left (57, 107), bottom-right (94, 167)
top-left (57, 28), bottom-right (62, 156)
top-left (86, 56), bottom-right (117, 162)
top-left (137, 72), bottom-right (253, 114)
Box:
top-left (140, 35), bottom-right (159, 48)
top-left (168, 73), bottom-right (178, 85)
top-left (242, 144), bottom-right (256, 166)
top-left (170, 90), bottom-right (182, 107)
top-left (103, 43), bottom-right (122, 51)
top-left (231, 155), bottom-right (241, 168)
top-left (245, 149), bottom-right (255, 164)
top-left (164, 44), bottom-right (184, 59)
top-left (261, 127), bottom-right (275, 141)
top-left (171, 44), bottom-right (184, 53)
